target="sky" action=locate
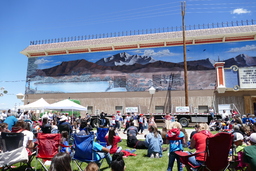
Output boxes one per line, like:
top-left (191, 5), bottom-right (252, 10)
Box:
top-left (0, 0), bottom-right (255, 110)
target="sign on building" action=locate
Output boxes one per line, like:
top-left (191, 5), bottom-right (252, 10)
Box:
top-left (175, 106), bottom-right (190, 113)
top-left (239, 67), bottom-right (256, 88)
top-left (125, 107), bottom-right (138, 113)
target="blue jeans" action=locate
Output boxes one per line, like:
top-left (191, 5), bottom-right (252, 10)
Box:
top-left (98, 152), bottom-right (112, 166)
top-left (167, 152), bottom-right (183, 171)
top-left (186, 152), bottom-right (203, 166)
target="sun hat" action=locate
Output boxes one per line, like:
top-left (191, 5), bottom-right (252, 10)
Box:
top-left (60, 115), bottom-right (67, 122)
top-left (233, 132), bottom-right (244, 142)
top-left (249, 133), bottom-right (256, 143)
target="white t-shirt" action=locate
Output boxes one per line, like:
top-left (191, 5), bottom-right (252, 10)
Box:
top-left (22, 130), bottom-right (34, 147)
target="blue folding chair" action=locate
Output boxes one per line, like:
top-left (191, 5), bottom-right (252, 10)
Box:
top-left (72, 132), bottom-right (108, 171)
top-left (96, 127), bottom-right (109, 147)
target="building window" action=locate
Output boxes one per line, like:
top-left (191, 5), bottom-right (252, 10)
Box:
top-left (198, 105), bottom-right (208, 113)
top-left (87, 106), bottom-right (93, 115)
top-left (115, 106), bottom-right (123, 113)
top-left (155, 106), bottom-right (164, 113)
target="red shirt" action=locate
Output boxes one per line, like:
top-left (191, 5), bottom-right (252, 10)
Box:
top-left (105, 135), bottom-right (121, 154)
top-left (192, 131), bottom-right (212, 161)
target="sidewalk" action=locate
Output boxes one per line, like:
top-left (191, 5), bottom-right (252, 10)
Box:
top-left (112, 128), bottom-right (194, 140)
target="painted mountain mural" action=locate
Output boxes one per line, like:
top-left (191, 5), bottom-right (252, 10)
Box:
top-left (95, 52), bottom-right (156, 66)
top-left (32, 52), bottom-right (218, 77)
top-left (31, 53), bottom-right (256, 78)
top-left (25, 42), bottom-right (256, 94)
top-left (224, 54), bottom-right (256, 67)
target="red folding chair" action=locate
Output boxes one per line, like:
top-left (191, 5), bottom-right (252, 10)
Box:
top-left (175, 132), bottom-right (234, 171)
top-left (35, 133), bottom-right (61, 171)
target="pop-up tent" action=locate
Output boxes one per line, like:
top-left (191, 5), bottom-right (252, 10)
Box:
top-left (19, 98), bottom-right (49, 110)
top-left (45, 99), bottom-right (87, 111)
top-left (45, 99), bottom-right (87, 120)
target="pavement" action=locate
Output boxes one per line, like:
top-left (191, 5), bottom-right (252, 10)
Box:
top-left (113, 128), bottom-right (194, 140)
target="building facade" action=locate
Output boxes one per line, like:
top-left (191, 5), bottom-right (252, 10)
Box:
top-left (21, 24), bottom-right (256, 115)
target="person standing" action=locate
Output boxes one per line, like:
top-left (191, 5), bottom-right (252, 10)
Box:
top-left (166, 122), bottom-right (184, 171)
top-left (114, 112), bottom-right (121, 131)
top-left (138, 114), bottom-right (144, 134)
top-left (1, 110), bottom-right (7, 122)
top-left (209, 107), bottom-right (214, 120)
top-left (17, 109), bottom-right (22, 118)
top-left (123, 113), bottom-right (131, 134)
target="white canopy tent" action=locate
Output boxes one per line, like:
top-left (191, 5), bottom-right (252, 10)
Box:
top-left (19, 98), bottom-right (49, 110)
top-left (45, 99), bottom-right (87, 111)
top-left (45, 99), bottom-right (87, 120)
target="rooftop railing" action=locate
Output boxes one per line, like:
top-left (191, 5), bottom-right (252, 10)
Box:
top-left (30, 19), bottom-right (255, 45)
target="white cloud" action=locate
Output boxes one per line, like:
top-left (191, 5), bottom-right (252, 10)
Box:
top-left (227, 45), bottom-right (256, 53)
top-left (231, 8), bottom-right (251, 14)
top-left (34, 58), bottom-right (52, 64)
top-left (143, 49), bottom-right (177, 57)
top-left (132, 50), bottom-right (143, 54)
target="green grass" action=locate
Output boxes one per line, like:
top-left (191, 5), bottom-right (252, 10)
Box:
top-left (13, 129), bottom-right (219, 171)
top-left (13, 139), bottom-right (189, 171)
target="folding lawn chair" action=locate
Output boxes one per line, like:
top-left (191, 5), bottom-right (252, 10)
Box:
top-left (73, 132), bottom-right (107, 171)
top-left (35, 133), bottom-right (61, 171)
top-left (96, 127), bottom-right (109, 147)
top-left (229, 151), bottom-right (248, 171)
top-left (175, 132), bottom-right (234, 171)
top-left (0, 132), bottom-right (30, 170)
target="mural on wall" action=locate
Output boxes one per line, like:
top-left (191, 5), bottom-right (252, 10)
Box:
top-left (26, 40), bottom-right (256, 94)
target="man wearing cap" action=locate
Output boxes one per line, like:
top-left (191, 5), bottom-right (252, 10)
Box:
top-left (58, 115), bottom-right (72, 134)
top-left (244, 133), bottom-right (256, 171)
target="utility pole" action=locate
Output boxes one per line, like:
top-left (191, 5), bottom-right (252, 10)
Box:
top-left (181, 1), bottom-right (189, 106)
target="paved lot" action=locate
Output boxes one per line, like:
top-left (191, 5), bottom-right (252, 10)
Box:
top-left (113, 128), bottom-right (194, 140)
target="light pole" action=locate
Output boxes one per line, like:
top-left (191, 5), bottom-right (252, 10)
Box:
top-left (16, 93), bottom-right (24, 100)
top-left (148, 86), bottom-right (156, 113)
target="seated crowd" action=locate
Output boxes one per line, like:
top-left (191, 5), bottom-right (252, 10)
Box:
top-left (1, 109), bottom-right (256, 171)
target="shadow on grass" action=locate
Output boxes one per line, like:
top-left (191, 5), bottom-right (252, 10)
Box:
top-left (100, 166), bottom-right (110, 171)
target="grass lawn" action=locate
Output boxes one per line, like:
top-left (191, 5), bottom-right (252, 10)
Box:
top-left (13, 139), bottom-right (191, 171)
top-left (13, 130), bottom-right (219, 171)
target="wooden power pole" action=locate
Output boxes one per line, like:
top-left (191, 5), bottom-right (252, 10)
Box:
top-left (181, 1), bottom-right (189, 106)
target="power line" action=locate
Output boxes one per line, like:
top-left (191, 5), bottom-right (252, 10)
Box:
top-left (0, 80), bottom-right (26, 82)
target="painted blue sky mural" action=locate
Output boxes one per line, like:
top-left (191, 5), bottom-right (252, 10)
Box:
top-left (34, 40), bottom-right (256, 70)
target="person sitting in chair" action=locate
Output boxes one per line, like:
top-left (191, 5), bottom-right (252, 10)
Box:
top-left (76, 125), bottom-right (112, 167)
top-left (187, 123), bottom-right (213, 170)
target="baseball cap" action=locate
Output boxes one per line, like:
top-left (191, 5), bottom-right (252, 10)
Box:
top-left (250, 133), bottom-right (256, 143)
top-left (233, 132), bottom-right (244, 142)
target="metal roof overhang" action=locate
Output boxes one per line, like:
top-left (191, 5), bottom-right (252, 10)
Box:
top-left (20, 25), bottom-right (256, 58)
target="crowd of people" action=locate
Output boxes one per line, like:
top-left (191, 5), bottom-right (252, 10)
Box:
top-left (1, 109), bottom-right (256, 170)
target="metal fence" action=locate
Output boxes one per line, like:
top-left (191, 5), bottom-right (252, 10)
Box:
top-left (30, 19), bottom-right (255, 45)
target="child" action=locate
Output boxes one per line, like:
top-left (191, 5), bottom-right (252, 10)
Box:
top-left (166, 122), bottom-right (184, 171)
top-left (60, 131), bottom-right (71, 154)
top-left (230, 132), bottom-right (248, 169)
top-left (111, 152), bottom-right (125, 171)
top-left (0, 123), bottom-right (10, 134)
